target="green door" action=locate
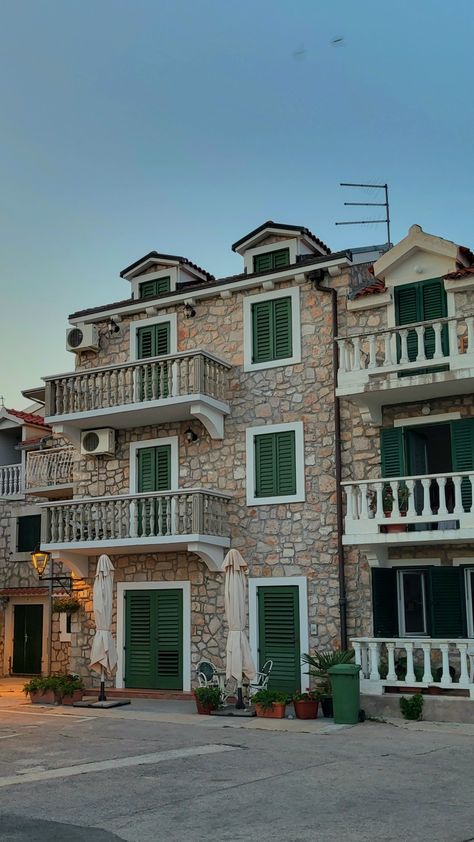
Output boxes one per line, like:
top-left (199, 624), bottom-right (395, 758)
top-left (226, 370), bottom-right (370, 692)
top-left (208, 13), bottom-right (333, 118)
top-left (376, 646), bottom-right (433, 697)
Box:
top-left (257, 585), bottom-right (300, 694)
top-left (125, 589), bottom-right (183, 690)
top-left (12, 604), bottom-right (43, 674)
top-left (451, 419), bottom-right (474, 511)
top-left (395, 279), bottom-right (448, 367)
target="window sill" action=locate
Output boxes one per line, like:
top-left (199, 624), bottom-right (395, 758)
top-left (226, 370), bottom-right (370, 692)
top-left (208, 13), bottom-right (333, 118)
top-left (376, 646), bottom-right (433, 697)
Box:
top-left (247, 493), bottom-right (306, 506)
top-left (244, 355), bottom-right (301, 373)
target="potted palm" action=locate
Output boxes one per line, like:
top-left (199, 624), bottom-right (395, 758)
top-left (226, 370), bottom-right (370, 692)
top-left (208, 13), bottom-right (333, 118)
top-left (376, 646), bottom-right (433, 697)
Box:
top-left (301, 649), bottom-right (355, 718)
top-left (252, 689), bottom-right (288, 718)
top-left (292, 690), bottom-right (319, 719)
top-left (193, 685), bottom-right (222, 715)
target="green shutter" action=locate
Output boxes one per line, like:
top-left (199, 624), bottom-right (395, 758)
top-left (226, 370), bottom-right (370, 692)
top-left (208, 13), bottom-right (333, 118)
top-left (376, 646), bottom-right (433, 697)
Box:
top-left (257, 586), bottom-right (300, 693)
top-left (137, 445), bottom-right (171, 535)
top-left (381, 428), bottom-right (405, 478)
top-left (155, 445), bottom-right (171, 491)
top-left (137, 323), bottom-right (170, 359)
top-left (125, 589), bottom-right (183, 690)
top-left (428, 567), bottom-right (466, 638)
top-left (395, 284), bottom-right (420, 362)
top-left (372, 568), bottom-right (398, 636)
top-left (255, 431), bottom-right (296, 498)
top-left (272, 248), bottom-right (290, 269)
top-left (17, 515), bottom-right (41, 553)
top-left (395, 279), bottom-right (447, 363)
top-left (137, 448), bottom-right (156, 493)
top-left (451, 419), bottom-right (474, 510)
top-left (273, 297), bottom-right (292, 360)
top-left (137, 326), bottom-right (155, 360)
top-left (139, 277), bottom-right (171, 299)
top-left (254, 249), bottom-right (290, 273)
top-left (253, 253), bottom-right (273, 273)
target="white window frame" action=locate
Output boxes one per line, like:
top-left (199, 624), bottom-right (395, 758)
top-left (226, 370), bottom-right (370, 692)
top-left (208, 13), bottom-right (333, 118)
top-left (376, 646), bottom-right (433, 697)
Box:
top-left (131, 267), bottom-right (178, 300)
top-left (397, 569), bottom-right (428, 637)
top-left (246, 421), bottom-right (305, 506)
top-left (248, 576), bottom-right (309, 692)
top-left (129, 313), bottom-right (177, 362)
top-left (115, 580), bottom-right (191, 691)
top-left (9, 505), bottom-right (42, 562)
top-left (243, 286), bottom-right (301, 372)
top-left (129, 436), bottom-right (179, 494)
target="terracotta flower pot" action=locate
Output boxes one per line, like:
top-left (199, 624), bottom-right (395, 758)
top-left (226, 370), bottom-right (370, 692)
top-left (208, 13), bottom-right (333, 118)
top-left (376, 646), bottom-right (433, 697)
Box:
top-left (255, 702), bottom-right (286, 719)
top-left (194, 695), bottom-right (218, 715)
top-left (30, 690), bottom-right (56, 705)
top-left (60, 690), bottom-right (84, 706)
top-left (293, 699), bottom-right (319, 719)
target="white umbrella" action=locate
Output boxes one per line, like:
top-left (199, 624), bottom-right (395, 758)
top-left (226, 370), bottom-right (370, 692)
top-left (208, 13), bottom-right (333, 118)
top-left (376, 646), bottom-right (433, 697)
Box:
top-left (224, 549), bottom-right (256, 708)
top-left (90, 554), bottom-right (118, 702)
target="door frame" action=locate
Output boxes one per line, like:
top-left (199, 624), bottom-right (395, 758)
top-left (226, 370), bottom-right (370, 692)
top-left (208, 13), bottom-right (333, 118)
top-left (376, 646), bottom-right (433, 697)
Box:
top-left (116, 581), bottom-right (191, 691)
top-left (4, 596), bottom-right (49, 676)
top-left (248, 577), bottom-right (309, 692)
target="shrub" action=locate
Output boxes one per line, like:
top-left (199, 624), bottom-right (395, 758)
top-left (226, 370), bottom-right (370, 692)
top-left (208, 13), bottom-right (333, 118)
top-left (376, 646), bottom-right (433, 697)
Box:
top-left (251, 689), bottom-right (288, 709)
top-left (194, 686), bottom-right (222, 709)
top-left (400, 693), bottom-right (424, 721)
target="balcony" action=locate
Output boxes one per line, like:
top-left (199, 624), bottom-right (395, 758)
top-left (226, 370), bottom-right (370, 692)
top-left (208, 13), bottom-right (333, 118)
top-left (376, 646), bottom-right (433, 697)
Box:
top-left (343, 470), bottom-right (474, 563)
top-left (44, 351), bottom-right (231, 440)
top-left (40, 489), bottom-right (231, 573)
top-left (352, 637), bottom-right (474, 698)
top-left (336, 315), bottom-right (474, 422)
top-left (0, 464), bottom-right (23, 498)
top-left (25, 447), bottom-right (74, 499)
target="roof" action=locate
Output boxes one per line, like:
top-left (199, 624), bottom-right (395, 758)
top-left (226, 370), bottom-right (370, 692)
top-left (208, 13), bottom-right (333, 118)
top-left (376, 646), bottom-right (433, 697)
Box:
top-left (445, 265), bottom-right (474, 280)
top-left (231, 220), bottom-right (331, 254)
top-left (5, 408), bottom-right (47, 427)
top-left (69, 250), bottom-right (350, 320)
top-left (352, 277), bottom-right (387, 299)
top-left (120, 251), bottom-right (215, 281)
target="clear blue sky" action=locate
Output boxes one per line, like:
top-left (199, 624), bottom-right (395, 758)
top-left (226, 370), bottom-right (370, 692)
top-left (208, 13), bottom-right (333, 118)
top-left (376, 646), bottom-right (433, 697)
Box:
top-left (1, 0), bottom-right (473, 407)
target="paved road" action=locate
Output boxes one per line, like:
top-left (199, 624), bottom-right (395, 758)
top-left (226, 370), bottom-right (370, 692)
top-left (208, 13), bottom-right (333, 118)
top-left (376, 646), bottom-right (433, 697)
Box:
top-left (0, 702), bottom-right (473, 841)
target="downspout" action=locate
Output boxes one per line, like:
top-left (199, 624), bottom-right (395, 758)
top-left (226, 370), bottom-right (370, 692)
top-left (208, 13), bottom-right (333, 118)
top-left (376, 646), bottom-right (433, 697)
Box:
top-left (308, 271), bottom-right (348, 649)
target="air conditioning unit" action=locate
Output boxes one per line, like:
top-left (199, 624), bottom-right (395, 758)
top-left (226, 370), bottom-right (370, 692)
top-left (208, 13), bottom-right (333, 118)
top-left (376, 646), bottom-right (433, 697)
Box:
top-left (66, 324), bottom-right (99, 353)
top-left (80, 428), bottom-right (115, 456)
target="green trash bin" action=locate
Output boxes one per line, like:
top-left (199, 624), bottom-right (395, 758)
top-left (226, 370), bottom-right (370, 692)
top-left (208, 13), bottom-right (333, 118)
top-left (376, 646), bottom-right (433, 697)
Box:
top-left (327, 663), bottom-right (362, 725)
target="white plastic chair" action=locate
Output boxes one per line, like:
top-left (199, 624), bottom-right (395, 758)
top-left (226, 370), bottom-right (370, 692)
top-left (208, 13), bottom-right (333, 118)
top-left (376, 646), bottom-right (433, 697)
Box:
top-left (248, 660), bottom-right (273, 698)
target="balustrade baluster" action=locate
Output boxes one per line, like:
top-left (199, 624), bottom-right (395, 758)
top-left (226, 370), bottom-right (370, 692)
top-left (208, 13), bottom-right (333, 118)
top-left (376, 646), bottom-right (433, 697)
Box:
top-left (94, 503), bottom-right (100, 541)
top-left (375, 482), bottom-right (383, 518)
top-left (406, 479), bottom-right (416, 516)
top-left (337, 340), bottom-right (347, 374)
top-left (421, 643), bottom-right (433, 683)
top-left (368, 641), bottom-right (380, 681)
top-left (415, 326), bottom-right (426, 362)
top-left (404, 642), bottom-right (416, 684)
top-left (439, 643), bottom-right (452, 686)
top-left (359, 482), bottom-right (369, 520)
top-left (352, 337), bottom-right (361, 372)
top-left (367, 335), bottom-right (377, 369)
top-left (452, 475), bottom-right (464, 515)
top-left (398, 329), bottom-right (409, 365)
top-left (129, 499), bottom-right (138, 538)
top-left (433, 322), bottom-right (444, 359)
top-left (149, 497), bottom-right (156, 535)
top-left (383, 332), bottom-right (393, 367)
top-left (345, 486), bottom-right (354, 521)
top-left (421, 478), bottom-right (431, 516)
top-left (437, 477), bottom-right (448, 516)
top-left (458, 643), bottom-right (469, 687)
top-left (391, 481), bottom-right (401, 518)
top-left (386, 642), bottom-right (397, 681)
top-left (58, 508), bottom-right (64, 543)
top-left (87, 504), bottom-right (93, 542)
top-left (353, 641), bottom-right (362, 671)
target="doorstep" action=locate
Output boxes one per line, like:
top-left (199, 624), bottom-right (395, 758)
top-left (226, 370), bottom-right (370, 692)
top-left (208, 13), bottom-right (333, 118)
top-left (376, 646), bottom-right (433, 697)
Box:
top-left (85, 687), bottom-right (194, 701)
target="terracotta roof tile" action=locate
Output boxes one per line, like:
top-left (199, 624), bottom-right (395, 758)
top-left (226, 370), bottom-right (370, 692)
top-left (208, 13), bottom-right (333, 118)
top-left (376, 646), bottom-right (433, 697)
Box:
top-left (353, 278), bottom-right (387, 299)
top-left (445, 265), bottom-right (474, 280)
top-left (0, 587), bottom-right (48, 596)
top-left (6, 409), bottom-right (47, 427)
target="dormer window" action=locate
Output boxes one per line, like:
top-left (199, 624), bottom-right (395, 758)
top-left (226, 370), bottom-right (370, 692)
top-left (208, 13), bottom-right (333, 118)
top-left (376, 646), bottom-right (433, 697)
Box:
top-left (253, 248), bottom-right (290, 274)
top-left (139, 277), bottom-right (171, 299)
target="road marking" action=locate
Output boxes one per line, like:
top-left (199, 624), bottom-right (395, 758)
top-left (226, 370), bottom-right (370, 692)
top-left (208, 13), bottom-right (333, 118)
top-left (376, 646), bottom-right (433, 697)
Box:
top-left (0, 744), bottom-right (238, 788)
top-left (1, 708), bottom-right (94, 721)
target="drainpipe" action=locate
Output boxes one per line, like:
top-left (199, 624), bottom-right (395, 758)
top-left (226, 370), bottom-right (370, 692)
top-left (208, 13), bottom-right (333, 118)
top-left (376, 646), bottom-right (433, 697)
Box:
top-left (308, 271), bottom-right (348, 649)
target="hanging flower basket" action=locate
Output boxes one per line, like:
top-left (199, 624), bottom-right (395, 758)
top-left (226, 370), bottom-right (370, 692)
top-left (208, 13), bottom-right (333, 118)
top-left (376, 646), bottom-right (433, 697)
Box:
top-left (52, 596), bottom-right (81, 614)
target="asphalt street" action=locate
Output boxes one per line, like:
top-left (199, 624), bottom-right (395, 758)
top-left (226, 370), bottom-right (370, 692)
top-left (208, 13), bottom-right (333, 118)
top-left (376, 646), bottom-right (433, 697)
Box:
top-left (0, 701), bottom-right (473, 842)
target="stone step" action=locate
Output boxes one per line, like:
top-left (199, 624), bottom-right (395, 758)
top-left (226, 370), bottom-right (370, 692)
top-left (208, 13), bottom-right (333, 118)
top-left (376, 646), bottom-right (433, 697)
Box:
top-left (361, 692), bottom-right (474, 724)
top-left (85, 687), bottom-right (194, 701)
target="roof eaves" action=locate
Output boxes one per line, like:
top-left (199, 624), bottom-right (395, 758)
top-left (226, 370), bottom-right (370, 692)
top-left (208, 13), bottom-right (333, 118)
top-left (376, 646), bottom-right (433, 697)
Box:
top-left (231, 220), bottom-right (331, 255)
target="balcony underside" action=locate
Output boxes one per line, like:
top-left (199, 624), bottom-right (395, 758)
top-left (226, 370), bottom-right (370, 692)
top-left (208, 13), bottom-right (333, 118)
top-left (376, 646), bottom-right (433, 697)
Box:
top-left (337, 367), bottom-right (474, 424)
top-left (344, 526), bottom-right (474, 568)
top-left (44, 534), bottom-right (230, 575)
top-left (46, 394), bottom-right (229, 441)
top-left (26, 483), bottom-right (75, 500)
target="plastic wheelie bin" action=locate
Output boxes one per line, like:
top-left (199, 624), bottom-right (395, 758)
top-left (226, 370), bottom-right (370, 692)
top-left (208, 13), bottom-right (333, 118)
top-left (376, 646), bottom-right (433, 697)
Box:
top-left (327, 663), bottom-right (362, 724)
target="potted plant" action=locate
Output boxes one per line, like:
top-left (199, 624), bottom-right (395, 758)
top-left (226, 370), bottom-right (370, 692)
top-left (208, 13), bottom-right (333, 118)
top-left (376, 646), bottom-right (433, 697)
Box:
top-left (292, 690), bottom-right (319, 719)
top-left (23, 676), bottom-right (58, 705)
top-left (55, 674), bottom-right (84, 705)
top-left (193, 685), bottom-right (222, 715)
top-left (252, 689), bottom-right (288, 718)
top-left (301, 649), bottom-right (355, 718)
top-left (378, 484), bottom-right (410, 533)
top-left (52, 596), bottom-right (81, 613)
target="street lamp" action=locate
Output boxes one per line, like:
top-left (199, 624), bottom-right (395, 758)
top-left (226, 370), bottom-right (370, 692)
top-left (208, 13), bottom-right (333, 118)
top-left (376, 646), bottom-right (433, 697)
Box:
top-left (30, 547), bottom-right (72, 592)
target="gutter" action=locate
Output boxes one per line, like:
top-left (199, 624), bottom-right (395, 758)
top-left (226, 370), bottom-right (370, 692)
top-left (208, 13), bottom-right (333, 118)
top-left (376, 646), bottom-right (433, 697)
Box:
top-left (309, 271), bottom-right (348, 650)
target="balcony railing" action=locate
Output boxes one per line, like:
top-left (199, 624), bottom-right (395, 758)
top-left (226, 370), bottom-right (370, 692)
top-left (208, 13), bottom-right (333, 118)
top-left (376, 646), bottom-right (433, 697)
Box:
top-left (352, 637), bottom-right (474, 696)
top-left (44, 351), bottom-right (229, 417)
top-left (26, 448), bottom-right (74, 491)
top-left (43, 489), bottom-right (230, 546)
top-left (343, 470), bottom-right (474, 540)
top-left (0, 464), bottom-right (23, 497)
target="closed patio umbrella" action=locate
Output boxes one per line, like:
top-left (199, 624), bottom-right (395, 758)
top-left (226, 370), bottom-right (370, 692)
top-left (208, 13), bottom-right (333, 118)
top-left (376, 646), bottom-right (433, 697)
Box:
top-left (90, 554), bottom-right (118, 702)
top-left (224, 549), bottom-right (256, 709)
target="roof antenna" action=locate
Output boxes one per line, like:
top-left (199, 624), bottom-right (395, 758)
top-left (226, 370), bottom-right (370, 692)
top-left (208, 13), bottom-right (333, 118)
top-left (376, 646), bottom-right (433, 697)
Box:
top-left (336, 182), bottom-right (391, 246)
top-left (0, 396), bottom-right (4, 409)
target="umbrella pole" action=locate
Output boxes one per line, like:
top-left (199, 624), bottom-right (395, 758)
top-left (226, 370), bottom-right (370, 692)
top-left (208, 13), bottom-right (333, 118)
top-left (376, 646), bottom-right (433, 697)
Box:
top-left (235, 683), bottom-right (245, 709)
top-left (98, 667), bottom-right (107, 702)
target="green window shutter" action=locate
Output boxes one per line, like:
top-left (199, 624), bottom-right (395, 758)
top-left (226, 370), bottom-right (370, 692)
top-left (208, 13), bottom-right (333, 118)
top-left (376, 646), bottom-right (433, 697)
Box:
top-left (252, 301), bottom-right (273, 363)
top-left (155, 445), bottom-right (171, 491)
top-left (155, 323), bottom-right (170, 356)
top-left (272, 248), bottom-right (290, 269)
top-left (421, 279), bottom-right (447, 359)
top-left (255, 431), bottom-right (296, 498)
top-left (155, 589), bottom-right (183, 689)
top-left (137, 447), bottom-right (156, 493)
top-left (381, 428), bottom-right (405, 478)
top-left (125, 591), bottom-right (154, 688)
top-left (17, 515), bottom-right (41, 552)
top-left (276, 430), bottom-right (297, 495)
top-left (139, 277), bottom-right (171, 299)
top-left (451, 419), bottom-right (474, 510)
top-left (372, 568), bottom-right (398, 636)
top-left (428, 567), bottom-right (466, 637)
top-left (258, 586), bottom-right (300, 693)
top-left (273, 297), bottom-right (292, 360)
top-left (137, 323), bottom-right (170, 359)
top-left (253, 253), bottom-right (273, 273)
top-left (395, 284), bottom-right (420, 362)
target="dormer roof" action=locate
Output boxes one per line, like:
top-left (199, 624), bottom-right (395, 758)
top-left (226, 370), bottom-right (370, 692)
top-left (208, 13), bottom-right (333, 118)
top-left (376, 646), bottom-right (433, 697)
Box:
top-left (373, 224), bottom-right (468, 281)
top-left (231, 221), bottom-right (331, 256)
top-left (120, 251), bottom-right (215, 283)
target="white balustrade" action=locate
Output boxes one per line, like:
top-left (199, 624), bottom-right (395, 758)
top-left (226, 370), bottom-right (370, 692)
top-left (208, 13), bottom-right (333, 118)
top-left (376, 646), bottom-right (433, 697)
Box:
top-left (45, 351), bottom-right (230, 417)
top-left (26, 448), bottom-right (74, 489)
top-left (44, 490), bottom-right (230, 545)
top-left (352, 637), bottom-right (474, 695)
top-left (343, 470), bottom-right (474, 535)
top-left (0, 464), bottom-right (23, 497)
top-left (337, 314), bottom-right (474, 385)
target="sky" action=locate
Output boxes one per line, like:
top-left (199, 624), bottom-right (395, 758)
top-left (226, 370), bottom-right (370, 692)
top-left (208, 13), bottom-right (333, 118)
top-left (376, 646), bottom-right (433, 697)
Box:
top-left (1, 0), bottom-right (473, 407)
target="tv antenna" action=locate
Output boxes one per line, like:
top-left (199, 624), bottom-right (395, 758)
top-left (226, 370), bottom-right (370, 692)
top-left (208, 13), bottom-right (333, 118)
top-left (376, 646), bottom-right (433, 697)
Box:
top-left (336, 182), bottom-right (391, 245)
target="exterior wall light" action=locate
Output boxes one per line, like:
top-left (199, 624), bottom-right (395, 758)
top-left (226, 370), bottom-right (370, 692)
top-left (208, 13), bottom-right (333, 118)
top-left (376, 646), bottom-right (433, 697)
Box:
top-left (185, 427), bottom-right (198, 443)
top-left (183, 302), bottom-right (196, 319)
top-left (30, 547), bottom-right (72, 592)
top-left (107, 317), bottom-right (120, 336)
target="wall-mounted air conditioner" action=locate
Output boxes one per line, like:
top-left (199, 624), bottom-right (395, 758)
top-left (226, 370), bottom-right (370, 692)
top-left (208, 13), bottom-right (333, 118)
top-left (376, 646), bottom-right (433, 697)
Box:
top-left (80, 428), bottom-right (116, 456)
top-left (66, 324), bottom-right (99, 353)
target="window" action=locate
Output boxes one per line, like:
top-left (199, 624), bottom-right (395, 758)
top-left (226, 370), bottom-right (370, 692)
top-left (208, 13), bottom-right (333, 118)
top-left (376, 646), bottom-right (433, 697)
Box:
top-left (17, 515), bottom-right (41, 553)
top-left (465, 569), bottom-right (474, 637)
top-left (246, 422), bottom-right (305, 505)
top-left (395, 278), bottom-right (448, 361)
top-left (137, 322), bottom-right (170, 359)
top-left (66, 613), bottom-right (72, 634)
top-left (243, 287), bottom-right (301, 372)
top-left (139, 277), bottom-right (171, 299)
top-left (398, 571), bottom-right (427, 636)
top-left (253, 248), bottom-right (290, 274)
